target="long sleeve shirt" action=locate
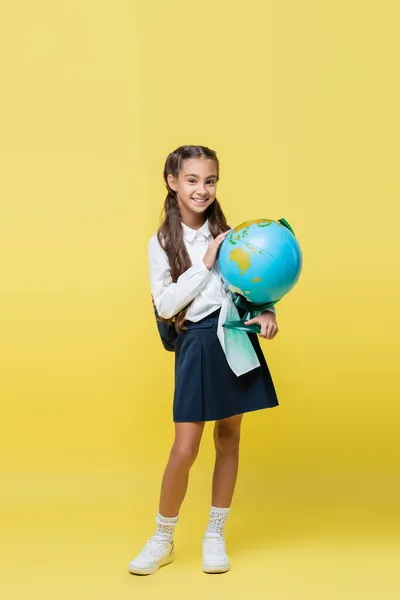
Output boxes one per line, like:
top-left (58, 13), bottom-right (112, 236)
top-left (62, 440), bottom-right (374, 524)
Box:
top-left (148, 219), bottom-right (275, 376)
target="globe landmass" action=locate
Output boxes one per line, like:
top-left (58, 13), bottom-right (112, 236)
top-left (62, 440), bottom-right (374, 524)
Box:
top-left (232, 218), bottom-right (274, 234)
top-left (229, 247), bottom-right (251, 275)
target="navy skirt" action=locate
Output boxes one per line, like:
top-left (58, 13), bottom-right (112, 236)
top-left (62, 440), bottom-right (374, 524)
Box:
top-left (173, 308), bottom-right (279, 422)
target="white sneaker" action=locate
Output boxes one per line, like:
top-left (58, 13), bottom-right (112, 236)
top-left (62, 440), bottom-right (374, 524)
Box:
top-left (202, 533), bottom-right (230, 574)
top-left (128, 535), bottom-right (174, 575)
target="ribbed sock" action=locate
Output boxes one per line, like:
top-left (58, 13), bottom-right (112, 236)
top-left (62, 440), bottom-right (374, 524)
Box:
top-left (204, 505), bottom-right (230, 537)
top-left (154, 512), bottom-right (179, 543)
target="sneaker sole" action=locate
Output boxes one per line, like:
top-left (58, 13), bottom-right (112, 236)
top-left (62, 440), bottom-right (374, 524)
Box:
top-left (202, 562), bottom-right (230, 574)
top-left (128, 553), bottom-right (174, 576)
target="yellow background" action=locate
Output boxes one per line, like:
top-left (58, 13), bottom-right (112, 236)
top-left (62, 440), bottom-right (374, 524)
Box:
top-left (1, 1), bottom-right (399, 598)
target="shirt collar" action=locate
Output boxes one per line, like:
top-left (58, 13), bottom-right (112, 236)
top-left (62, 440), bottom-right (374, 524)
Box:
top-left (182, 219), bottom-right (211, 242)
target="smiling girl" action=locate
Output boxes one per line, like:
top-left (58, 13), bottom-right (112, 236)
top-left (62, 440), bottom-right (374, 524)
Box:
top-left (128, 145), bottom-right (279, 576)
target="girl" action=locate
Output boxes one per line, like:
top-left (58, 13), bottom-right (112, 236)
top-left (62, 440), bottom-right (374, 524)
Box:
top-left (128, 145), bottom-right (279, 576)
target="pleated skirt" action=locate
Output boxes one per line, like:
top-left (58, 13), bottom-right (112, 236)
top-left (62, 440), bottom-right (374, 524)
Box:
top-left (173, 307), bottom-right (279, 422)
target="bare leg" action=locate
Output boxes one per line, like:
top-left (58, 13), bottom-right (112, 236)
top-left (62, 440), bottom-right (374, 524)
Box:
top-left (211, 414), bottom-right (243, 507)
top-left (158, 421), bottom-right (205, 517)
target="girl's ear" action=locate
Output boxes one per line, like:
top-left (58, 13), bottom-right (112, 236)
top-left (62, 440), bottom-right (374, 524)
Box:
top-left (167, 173), bottom-right (177, 192)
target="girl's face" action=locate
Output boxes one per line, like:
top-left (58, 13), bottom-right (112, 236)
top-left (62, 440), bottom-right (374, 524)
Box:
top-left (167, 157), bottom-right (218, 219)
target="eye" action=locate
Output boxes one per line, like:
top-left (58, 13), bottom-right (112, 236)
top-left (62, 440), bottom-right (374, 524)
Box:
top-left (187, 178), bottom-right (216, 184)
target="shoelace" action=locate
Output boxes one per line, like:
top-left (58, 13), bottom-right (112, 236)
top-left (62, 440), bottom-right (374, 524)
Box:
top-left (141, 537), bottom-right (169, 558)
top-left (203, 535), bottom-right (226, 556)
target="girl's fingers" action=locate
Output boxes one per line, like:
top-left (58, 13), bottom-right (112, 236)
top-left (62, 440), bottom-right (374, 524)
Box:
top-left (269, 325), bottom-right (278, 339)
top-left (261, 324), bottom-right (272, 339)
top-left (244, 318), bottom-right (255, 325)
top-left (243, 317), bottom-right (279, 339)
top-left (212, 230), bottom-right (231, 248)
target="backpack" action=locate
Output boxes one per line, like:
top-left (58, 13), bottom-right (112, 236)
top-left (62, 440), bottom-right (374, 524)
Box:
top-left (151, 295), bottom-right (177, 352)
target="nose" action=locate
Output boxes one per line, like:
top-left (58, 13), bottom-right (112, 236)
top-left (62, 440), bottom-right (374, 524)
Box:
top-left (197, 184), bottom-right (208, 196)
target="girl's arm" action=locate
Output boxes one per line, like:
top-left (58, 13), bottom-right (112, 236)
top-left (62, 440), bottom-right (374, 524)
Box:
top-left (148, 235), bottom-right (211, 320)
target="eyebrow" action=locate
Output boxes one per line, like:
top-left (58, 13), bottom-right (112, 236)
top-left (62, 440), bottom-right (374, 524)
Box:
top-left (184, 174), bottom-right (217, 178)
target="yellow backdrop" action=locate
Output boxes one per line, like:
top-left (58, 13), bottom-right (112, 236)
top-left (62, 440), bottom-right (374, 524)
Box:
top-left (1, 1), bottom-right (399, 598)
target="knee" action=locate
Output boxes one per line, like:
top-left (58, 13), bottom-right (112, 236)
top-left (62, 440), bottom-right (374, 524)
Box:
top-left (214, 425), bottom-right (241, 457)
top-left (171, 442), bottom-right (199, 466)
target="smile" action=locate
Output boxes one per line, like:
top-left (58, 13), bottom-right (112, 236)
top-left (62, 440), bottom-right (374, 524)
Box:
top-left (192, 198), bottom-right (208, 204)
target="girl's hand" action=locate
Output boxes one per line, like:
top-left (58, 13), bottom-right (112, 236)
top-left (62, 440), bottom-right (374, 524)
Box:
top-left (244, 311), bottom-right (279, 340)
top-left (203, 229), bottom-right (232, 270)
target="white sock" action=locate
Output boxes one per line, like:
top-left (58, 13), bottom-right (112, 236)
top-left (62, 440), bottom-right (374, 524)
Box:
top-left (204, 505), bottom-right (230, 537)
top-left (154, 512), bottom-right (179, 543)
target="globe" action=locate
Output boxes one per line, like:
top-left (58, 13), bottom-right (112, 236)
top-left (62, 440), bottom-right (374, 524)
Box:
top-left (218, 218), bottom-right (302, 330)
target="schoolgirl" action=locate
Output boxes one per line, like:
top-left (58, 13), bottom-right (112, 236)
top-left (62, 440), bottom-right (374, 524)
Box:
top-left (129, 145), bottom-right (279, 575)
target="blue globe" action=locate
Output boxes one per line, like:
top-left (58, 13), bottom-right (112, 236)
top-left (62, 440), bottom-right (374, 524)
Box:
top-left (218, 218), bottom-right (302, 306)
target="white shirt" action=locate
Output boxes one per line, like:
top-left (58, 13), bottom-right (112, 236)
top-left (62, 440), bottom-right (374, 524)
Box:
top-left (148, 219), bottom-right (275, 376)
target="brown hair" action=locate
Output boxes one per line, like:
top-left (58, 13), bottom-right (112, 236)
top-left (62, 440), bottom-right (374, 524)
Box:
top-left (157, 145), bottom-right (229, 333)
